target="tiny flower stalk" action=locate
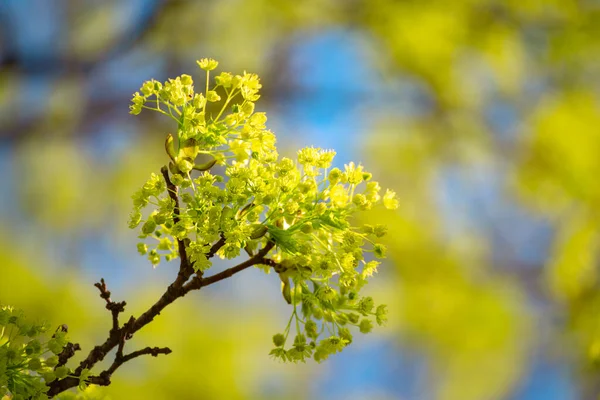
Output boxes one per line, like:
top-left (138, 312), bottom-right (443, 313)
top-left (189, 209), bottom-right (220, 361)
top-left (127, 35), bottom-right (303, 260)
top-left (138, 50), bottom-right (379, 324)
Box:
top-left (128, 58), bottom-right (399, 363)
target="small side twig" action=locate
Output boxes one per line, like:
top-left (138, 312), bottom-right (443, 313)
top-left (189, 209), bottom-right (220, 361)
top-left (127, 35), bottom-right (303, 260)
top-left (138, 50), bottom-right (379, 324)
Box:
top-left (88, 346), bottom-right (172, 387)
top-left (116, 316), bottom-right (136, 359)
top-left (94, 278), bottom-right (126, 334)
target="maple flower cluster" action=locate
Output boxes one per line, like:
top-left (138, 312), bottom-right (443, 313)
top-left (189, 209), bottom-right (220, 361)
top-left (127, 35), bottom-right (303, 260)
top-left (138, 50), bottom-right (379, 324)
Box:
top-left (129, 59), bottom-right (397, 362)
top-left (0, 306), bottom-right (79, 399)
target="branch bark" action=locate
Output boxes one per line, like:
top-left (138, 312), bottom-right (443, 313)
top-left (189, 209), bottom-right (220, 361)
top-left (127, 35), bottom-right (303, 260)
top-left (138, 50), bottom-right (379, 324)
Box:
top-left (45, 167), bottom-right (277, 398)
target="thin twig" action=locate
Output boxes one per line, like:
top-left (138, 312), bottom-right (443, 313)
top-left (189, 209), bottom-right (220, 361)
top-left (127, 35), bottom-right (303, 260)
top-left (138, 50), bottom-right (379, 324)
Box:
top-left (94, 278), bottom-right (126, 334)
top-left (86, 346), bottom-right (172, 387)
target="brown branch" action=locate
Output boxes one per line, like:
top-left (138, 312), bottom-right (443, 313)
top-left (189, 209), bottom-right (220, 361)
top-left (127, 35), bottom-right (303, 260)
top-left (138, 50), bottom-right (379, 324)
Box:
top-left (94, 278), bottom-right (126, 334)
top-left (243, 244), bottom-right (254, 257)
top-left (160, 165), bottom-right (189, 270)
top-left (46, 169), bottom-right (277, 398)
top-left (260, 258), bottom-right (286, 273)
top-left (207, 234), bottom-right (227, 259)
top-left (53, 325), bottom-right (81, 369)
top-left (47, 234), bottom-right (259, 397)
top-left (50, 346), bottom-right (172, 391)
top-left (86, 346), bottom-right (172, 387)
top-left (183, 241), bottom-right (276, 292)
top-left (116, 316), bottom-right (136, 360)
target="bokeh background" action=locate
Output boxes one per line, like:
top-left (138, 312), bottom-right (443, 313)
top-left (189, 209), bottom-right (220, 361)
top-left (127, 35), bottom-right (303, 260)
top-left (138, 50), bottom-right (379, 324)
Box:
top-left (1, 1), bottom-right (600, 399)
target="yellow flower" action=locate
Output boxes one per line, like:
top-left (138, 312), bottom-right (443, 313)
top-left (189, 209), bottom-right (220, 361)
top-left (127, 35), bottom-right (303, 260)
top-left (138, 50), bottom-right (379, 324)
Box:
top-left (383, 189), bottom-right (399, 209)
top-left (197, 58), bottom-right (219, 71)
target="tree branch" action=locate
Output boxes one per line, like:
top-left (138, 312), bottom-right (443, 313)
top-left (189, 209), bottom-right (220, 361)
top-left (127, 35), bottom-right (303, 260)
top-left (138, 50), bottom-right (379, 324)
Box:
top-left (183, 241), bottom-right (276, 292)
top-left (46, 169), bottom-right (277, 398)
top-left (54, 325), bottom-right (81, 369)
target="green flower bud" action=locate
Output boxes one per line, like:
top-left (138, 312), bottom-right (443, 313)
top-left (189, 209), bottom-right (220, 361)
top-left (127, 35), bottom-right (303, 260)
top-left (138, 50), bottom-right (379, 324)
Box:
top-left (300, 223), bottom-right (313, 234)
top-left (358, 297), bottom-right (374, 315)
top-left (154, 213), bottom-right (167, 225)
top-left (273, 333), bottom-right (286, 347)
top-left (148, 249), bottom-right (160, 266)
top-left (180, 138), bottom-right (199, 159)
top-left (294, 334), bottom-right (307, 347)
top-left (215, 72), bottom-right (233, 88)
top-left (137, 243), bottom-right (148, 255)
top-left (26, 339), bottom-right (41, 354)
top-left (225, 114), bottom-right (239, 126)
top-left (42, 371), bottom-right (56, 383)
top-left (328, 168), bottom-right (342, 185)
top-left (374, 224), bottom-right (388, 238)
top-left (249, 224), bottom-right (268, 239)
top-left (55, 365), bottom-right (70, 379)
top-left (28, 357), bottom-right (42, 371)
top-left (177, 157), bottom-right (194, 173)
top-left (359, 319), bottom-right (373, 334)
top-left (347, 313), bottom-right (360, 324)
top-left (169, 161), bottom-right (181, 176)
top-left (180, 74), bottom-right (193, 86)
top-left (373, 243), bottom-right (387, 258)
top-left (141, 219), bottom-right (157, 235)
top-left (241, 101), bottom-right (255, 116)
top-left (45, 356), bottom-right (59, 368)
top-left (157, 238), bottom-right (171, 251)
top-left (316, 286), bottom-right (337, 304)
top-left (335, 313), bottom-right (349, 325)
top-left (305, 320), bottom-right (318, 339)
top-left (376, 304), bottom-right (388, 326)
top-left (339, 327), bottom-right (353, 343)
top-left (206, 90), bottom-right (221, 102)
top-left (312, 308), bottom-right (323, 320)
top-left (193, 93), bottom-right (206, 108)
top-left (128, 210), bottom-right (142, 229)
top-left (315, 202), bottom-right (327, 215)
top-left (47, 339), bottom-right (63, 355)
top-left (352, 193), bottom-right (369, 210)
top-left (362, 224), bottom-right (374, 234)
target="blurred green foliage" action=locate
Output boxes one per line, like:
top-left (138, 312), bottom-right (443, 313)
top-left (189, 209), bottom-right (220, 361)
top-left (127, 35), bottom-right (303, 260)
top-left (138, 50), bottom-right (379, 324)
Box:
top-left (1, 0), bottom-right (599, 398)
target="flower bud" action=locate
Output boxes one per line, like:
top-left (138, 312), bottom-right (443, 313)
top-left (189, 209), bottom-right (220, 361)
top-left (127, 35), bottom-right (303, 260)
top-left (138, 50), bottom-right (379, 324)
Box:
top-left (359, 319), bottom-right (373, 334)
top-left (141, 219), bottom-right (157, 235)
top-left (249, 224), bottom-right (268, 239)
top-left (273, 333), bottom-right (286, 347)
top-left (177, 158), bottom-right (194, 173)
top-left (55, 366), bottom-right (70, 379)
